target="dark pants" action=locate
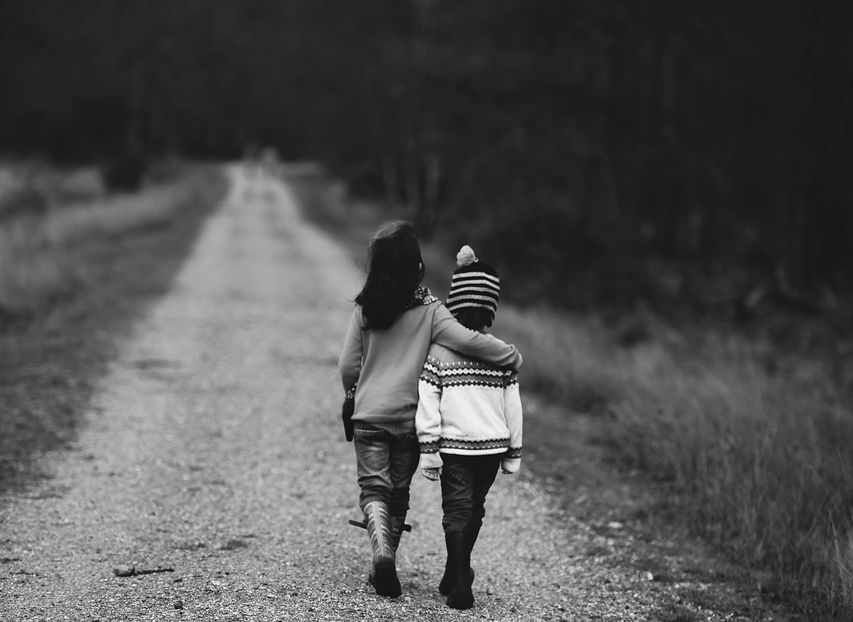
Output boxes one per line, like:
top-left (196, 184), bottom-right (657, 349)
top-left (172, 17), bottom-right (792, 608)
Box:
top-left (353, 422), bottom-right (419, 516)
top-left (440, 453), bottom-right (501, 534)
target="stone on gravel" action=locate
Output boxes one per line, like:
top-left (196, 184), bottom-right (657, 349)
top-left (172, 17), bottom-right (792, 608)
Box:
top-left (112, 564), bottom-right (135, 577)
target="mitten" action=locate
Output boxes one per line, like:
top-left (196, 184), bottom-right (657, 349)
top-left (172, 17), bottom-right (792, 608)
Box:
top-left (501, 457), bottom-right (521, 474)
top-left (420, 452), bottom-right (443, 481)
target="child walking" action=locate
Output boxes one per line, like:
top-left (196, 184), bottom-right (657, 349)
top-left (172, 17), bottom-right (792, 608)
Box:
top-left (338, 223), bottom-right (523, 598)
top-left (416, 245), bottom-right (523, 610)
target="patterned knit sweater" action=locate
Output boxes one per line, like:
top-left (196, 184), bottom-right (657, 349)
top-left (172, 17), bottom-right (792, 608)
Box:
top-left (416, 342), bottom-right (523, 458)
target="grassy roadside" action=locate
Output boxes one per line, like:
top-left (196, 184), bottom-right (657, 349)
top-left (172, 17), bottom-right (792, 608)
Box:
top-left (286, 168), bottom-right (849, 620)
top-left (494, 306), bottom-right (851, 619)
top-left (0, 165), bottom-right (227, 491)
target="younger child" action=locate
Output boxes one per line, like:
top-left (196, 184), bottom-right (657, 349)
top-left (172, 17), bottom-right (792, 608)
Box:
top-left (415, 245), bottom-right (523, 610)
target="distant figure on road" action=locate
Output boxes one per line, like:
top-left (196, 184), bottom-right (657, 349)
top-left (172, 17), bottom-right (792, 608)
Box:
top-left (415, 245), bottom-right (523, 610)
top-left (338, 222), bottom-right (523, 599)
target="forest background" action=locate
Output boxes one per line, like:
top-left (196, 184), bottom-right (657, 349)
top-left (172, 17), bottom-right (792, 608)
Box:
top-left (1, 1), bottom-right (852, 618)
top-left (2, 0), bottom-right (852, 310)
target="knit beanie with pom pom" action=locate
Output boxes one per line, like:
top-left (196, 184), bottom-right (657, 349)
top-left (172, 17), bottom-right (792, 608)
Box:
top-left (446, 245), bottom-right (500, 318)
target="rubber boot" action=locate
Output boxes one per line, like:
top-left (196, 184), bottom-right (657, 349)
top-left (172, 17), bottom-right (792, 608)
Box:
top-left (363, 501), bottom-right (401, 597)
top-left (439, 525), bottom-right (476, 596)
top-left (444, 532), bottom-right (474, 610)
top-left (438, 545), bottom-right (455, 596)
top-left (369, 514), bottom-right (406, 586)
top-left (465, 522), bottom-right (481, 589)
top-left (465, 522), bottom-right (481, 556)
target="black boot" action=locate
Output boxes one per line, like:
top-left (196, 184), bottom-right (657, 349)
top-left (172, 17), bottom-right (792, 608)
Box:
top-left (465, 521), bottom-right (481, 556)
top-left (363, 501), bottom-right (401, 597)
top-left (439, 525), bottom-right (476, 596)
top-left (464, 522), bottom-right (481, 588)
top-left (444, 532), bottom-right (474, 610)
top-left (438, 544), bottom-right (455, 596)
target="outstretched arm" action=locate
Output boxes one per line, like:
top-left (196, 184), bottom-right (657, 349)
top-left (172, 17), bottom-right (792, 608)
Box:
top-left (431, 304), bottom-right (522, 370)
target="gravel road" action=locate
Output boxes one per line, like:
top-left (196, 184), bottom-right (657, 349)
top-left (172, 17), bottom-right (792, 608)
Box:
top-left (1, 167), bottom-right (736, 621)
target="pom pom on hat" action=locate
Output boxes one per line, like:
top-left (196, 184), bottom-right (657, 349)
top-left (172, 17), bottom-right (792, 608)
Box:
top-left (456, 245), bottom-right (478, 267)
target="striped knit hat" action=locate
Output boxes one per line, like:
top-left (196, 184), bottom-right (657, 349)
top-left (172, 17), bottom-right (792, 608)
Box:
top-left (446, 245), bottom-right (500, 318)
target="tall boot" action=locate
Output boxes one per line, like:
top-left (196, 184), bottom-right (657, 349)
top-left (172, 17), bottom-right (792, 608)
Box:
top-left (438, 543), bottom-right (455, 596)
top-left (369, 514), bottom-right (406, 586)
top-left (363, 501), bottom-right (401, 597)
top-left (445, 532), bottom-right (474, 610)
top-left (464, 521), bottom-right (481, 587)
top-left (439, 524), bottom-right (476, 596)
top-left (465, 521), bottom-right (481, 555)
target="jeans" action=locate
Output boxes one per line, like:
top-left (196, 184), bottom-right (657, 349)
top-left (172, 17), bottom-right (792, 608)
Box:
top-left (440, 453), bottom-right (501, 534)
top-left (353, 421), bottom-right (419, 516)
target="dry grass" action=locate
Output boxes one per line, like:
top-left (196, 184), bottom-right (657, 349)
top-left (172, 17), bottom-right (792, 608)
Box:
top-left (495, 305), bottom-right (853, 617)
top-left (0, 162), bottom-right (105, 217)
top-left (286, 169), bottom-right (853, 616)
top-left (0, 177), bottom-right (203, 315)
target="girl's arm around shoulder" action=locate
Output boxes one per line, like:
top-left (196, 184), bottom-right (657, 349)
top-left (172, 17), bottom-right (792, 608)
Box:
top-left (424, 342), bottom-right (452, 366)
top-left (337, 307), bottom-right (363, 391)
top-left (430, 303), bottom-right (523, 370)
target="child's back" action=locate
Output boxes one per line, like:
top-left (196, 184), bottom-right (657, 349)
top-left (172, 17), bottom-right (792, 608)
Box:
top-left (417, 343), bottom-right (521, 459)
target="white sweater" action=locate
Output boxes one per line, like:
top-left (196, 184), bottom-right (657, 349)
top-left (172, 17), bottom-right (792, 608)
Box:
top-left (416, 342), bottom-right (523, 458)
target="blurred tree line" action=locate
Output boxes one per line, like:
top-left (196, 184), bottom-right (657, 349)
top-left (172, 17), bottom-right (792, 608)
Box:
top-left (1, 0), bottom-right (851, 312)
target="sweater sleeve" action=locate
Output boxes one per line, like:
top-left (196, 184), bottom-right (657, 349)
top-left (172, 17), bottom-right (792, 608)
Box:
top-left (431, 304), bottom-right (522, 370)
top-left (337, 307), bottom-right (363, 392)
top-left (415, 352), bottom-right (443, 455)
top-left (504, 372), bottom-right (523, 458)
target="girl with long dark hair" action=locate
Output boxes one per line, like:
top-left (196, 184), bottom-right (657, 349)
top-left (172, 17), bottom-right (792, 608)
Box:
top-left (338, 221), bottom-right (522, 598)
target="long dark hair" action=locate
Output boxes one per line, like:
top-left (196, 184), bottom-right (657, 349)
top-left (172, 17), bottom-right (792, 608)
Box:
top-left (355, 220), bottom-right (425, 330)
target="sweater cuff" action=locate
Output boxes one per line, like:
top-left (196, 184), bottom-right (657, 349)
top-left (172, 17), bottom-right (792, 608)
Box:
top-left (420, 440), bottom-right (441, 454)
top-left (506, 446), bottom-right (522, 459)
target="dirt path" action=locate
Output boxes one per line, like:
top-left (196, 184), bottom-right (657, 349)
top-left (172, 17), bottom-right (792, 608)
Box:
top-left (1, 167), bottom-right (757, 621)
